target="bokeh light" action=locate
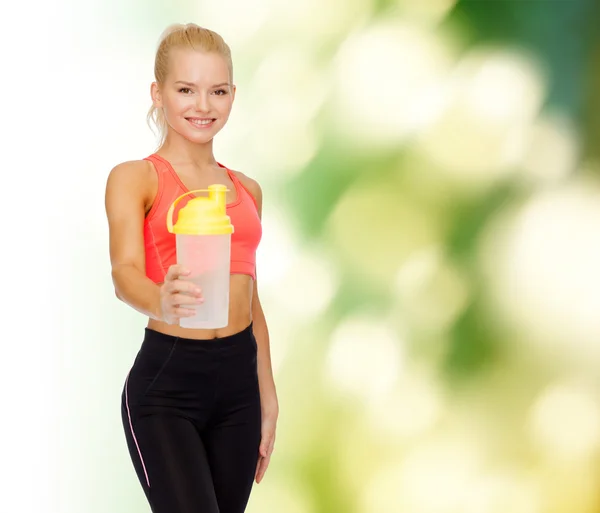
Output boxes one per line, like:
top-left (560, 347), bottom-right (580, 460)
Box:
top-left (529, 379), bottom-right (600, 462)
top-left (326, 315), bottom-right (404, 402)
top-left (480, 179), bottom-right (600, 366)
top-left (327, 178), bottom-right (443, 282)
top-left (414, 48), bottom-right (547, 192)
top-left (394, 246), bottom-right (471, 334)
top-left (334, 21), bottom-right (454, 148)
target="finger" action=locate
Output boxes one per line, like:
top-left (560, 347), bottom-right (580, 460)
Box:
top-left (169, 279), bottom-right (202, 297)
top-left (255, 455), bottom-right (265, 483)
top-left (165, 265), bottom-right (190, 282)
top-left (255, 456), bottom-right (262, 480)
top-left (259, 441), bottom-right (268, 458)
top-left (172, 307), bottom-right (196, 318)
top-left (256, 455), bottom-right (270, 483)
top-left (268, 439), bottom-right (276, 457)
top-left (259, 433), bottom-right (273, 457)
top-left (170, 293), bottom-right (204, 306)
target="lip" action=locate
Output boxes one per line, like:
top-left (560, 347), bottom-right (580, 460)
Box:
top-left (186, 117), bottom-right (216, 129)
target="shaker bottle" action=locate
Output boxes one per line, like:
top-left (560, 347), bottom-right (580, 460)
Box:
top-left (166, 184), bottom-right (234, 329)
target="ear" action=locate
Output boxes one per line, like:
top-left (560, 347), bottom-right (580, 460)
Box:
top-left (150, 82), bottom-right (163, 108)
top-left (231, 84), bottom-right (237, 102)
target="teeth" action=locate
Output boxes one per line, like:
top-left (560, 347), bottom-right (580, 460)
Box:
top-left (189, 119), bottom-right (213, 126)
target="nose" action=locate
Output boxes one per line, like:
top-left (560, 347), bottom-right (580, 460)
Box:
top-left (195, 92), bottom-right (210, 113)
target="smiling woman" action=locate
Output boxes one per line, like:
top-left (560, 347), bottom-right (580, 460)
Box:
top-left (150, 55), bottom-right (235, 146)
top-left (174, 78), bottom-right (232, 130)
top-left (147, 24), bottom-right (236, 149)
top-left (104, 23), bottom-right (278, 513)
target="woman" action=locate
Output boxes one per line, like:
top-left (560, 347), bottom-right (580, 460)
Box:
top-left (104, 23), bottom-right (278, 513)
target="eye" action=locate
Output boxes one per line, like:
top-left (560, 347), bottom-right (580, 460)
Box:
top-left (178, 87), bottom-right (193, 94)
top-left (213, 89), bottom-right (228, 96)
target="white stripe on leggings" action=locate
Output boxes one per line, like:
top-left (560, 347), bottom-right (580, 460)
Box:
top-left (125, 371), bottom-right (150, 488)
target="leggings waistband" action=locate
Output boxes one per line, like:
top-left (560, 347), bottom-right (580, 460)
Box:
top-left (142, 323), bottom-right (254, 352)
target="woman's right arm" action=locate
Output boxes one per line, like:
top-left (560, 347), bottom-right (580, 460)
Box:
top-left (105, 161), bottom-right (164, 320)
top-left (104, 161), bottom-right (202, 323)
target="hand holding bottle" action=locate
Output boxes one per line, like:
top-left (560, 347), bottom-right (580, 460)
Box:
top-left (159, 264), bottom-right (204, 325)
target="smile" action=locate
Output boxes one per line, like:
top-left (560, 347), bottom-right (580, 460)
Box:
top-left (186, 118), bottom-right (216, 128)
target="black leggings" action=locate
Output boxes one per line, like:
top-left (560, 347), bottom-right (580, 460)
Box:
top-left (121, 324), bottom-right (261, 513)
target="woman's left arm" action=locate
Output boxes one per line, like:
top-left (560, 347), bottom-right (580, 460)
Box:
top-left (252, 277), bottom-right (279, 483)
top-left (235, 171), bottom-right (279, 483)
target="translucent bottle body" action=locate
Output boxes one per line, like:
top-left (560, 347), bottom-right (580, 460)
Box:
top-left (176, 233), bottom-right (231, 329)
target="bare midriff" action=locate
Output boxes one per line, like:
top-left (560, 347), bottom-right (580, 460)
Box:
top-left (147, 274), bottom-right (254, 339)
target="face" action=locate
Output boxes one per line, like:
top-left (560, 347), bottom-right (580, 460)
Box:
top-left (151, 48), bottom-right (236, 144)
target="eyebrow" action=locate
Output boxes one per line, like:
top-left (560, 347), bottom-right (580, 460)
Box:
top-left (174, 81), bottom-right (231, 88)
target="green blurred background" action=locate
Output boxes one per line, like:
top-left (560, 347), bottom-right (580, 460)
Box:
top-left (13, 0), bottom-right (597, 512)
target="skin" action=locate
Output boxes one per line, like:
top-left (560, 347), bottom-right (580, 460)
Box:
top-left (104, 47), bottom-right (278, 484)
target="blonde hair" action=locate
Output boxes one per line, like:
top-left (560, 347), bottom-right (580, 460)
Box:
top-left (147, 23), bottom-right (233, 148)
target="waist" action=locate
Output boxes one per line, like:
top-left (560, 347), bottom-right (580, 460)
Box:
top-left (142, 322), bottom-right (255, 350)
top-left (147, 274), bottom-right (254, 340)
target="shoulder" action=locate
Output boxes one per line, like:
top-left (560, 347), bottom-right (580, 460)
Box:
top-left (106, 159), bottom-right (156, 191)
top-left (107, 159), bottom-right (154, 182)
top-left (231, 170), bottom-right (262, 208)
top-left (105, 159), bottom-right (156, 206)
top-left (107, 160), bottom-right (155, 188)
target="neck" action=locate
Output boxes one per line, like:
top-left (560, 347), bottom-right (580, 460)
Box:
top-left (158, 131), bottom-right (218, 168)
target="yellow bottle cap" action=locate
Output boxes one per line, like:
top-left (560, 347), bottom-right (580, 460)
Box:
top-left (167, 185), bottom-right (234, 235)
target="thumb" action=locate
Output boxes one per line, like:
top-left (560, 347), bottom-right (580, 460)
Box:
top-left (260, 439), bottom-right (269, 457)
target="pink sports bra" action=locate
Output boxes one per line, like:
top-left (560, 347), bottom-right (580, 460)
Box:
top-left (142, 153), bottom-right (262, 282)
